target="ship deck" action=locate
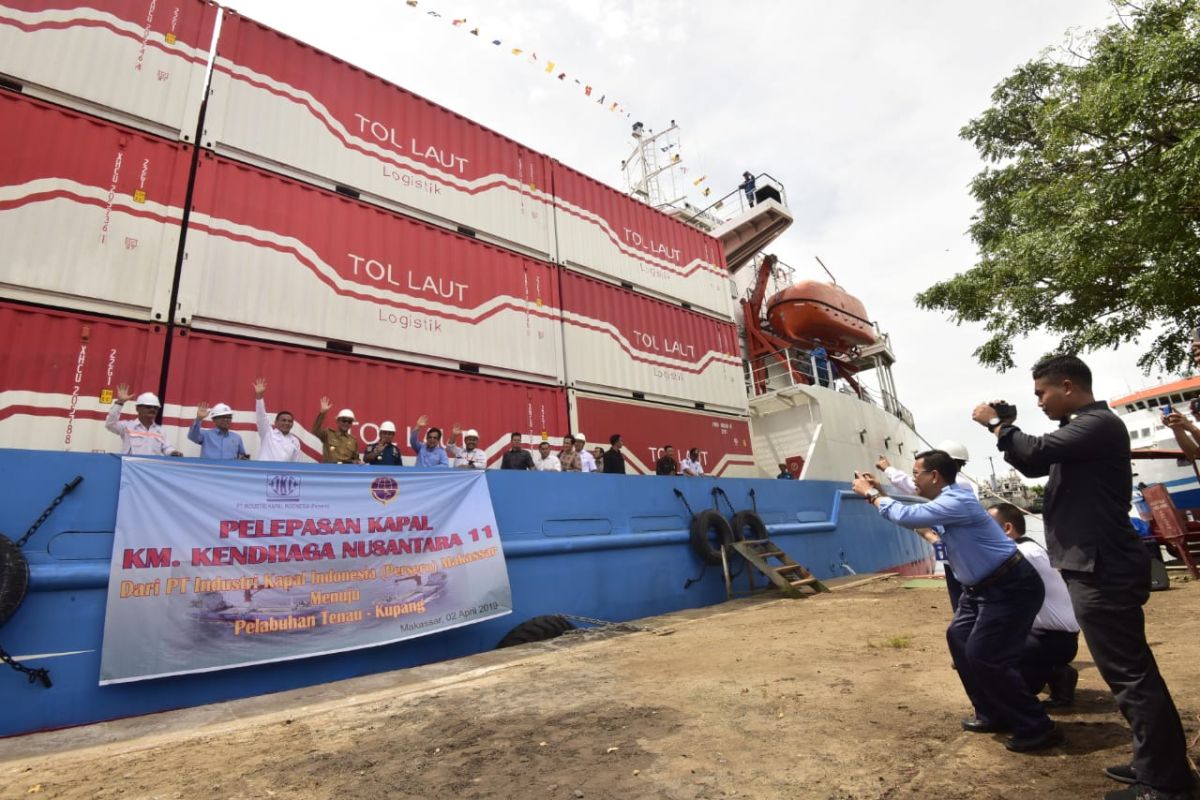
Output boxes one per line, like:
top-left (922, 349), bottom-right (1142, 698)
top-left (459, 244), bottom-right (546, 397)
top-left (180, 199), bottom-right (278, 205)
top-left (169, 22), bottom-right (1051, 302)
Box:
top-left (4, 575), bottom-right (1197, 800)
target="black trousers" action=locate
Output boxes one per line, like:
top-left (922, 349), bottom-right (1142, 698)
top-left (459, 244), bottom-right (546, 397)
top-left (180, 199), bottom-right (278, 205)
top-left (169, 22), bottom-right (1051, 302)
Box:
top-left (1019, 628), bottom-right (1077, 695)
top-left (947, 558), bottom-right (1052, 738)
top-left (1063, 568), bottom-right (1193, 793)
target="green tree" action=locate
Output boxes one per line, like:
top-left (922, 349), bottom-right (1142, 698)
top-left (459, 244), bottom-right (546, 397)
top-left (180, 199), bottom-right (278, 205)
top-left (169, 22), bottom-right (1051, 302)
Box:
top-left (918, 0), bottom-right (1200, 372)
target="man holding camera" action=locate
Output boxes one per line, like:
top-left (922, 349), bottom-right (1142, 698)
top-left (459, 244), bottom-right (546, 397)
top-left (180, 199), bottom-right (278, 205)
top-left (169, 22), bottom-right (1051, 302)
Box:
top-left (974, 355), bottom-right (1193, 800)
top-left (852, 451), bottom-right (1061, 753)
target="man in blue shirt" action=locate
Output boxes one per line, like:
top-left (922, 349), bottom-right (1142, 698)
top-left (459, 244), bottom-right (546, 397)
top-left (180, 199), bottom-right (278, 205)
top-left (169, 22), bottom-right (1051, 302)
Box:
top-left (188, 402), bottom-right (247, 460)
top-left (852, 449), bottom-right (1061, 752)
top-left (810, 339), bottom-right (833, 388)
top-left (409, 414), bottom-right (449, 468)
top-left (776, 463), bottom-right (794, 479)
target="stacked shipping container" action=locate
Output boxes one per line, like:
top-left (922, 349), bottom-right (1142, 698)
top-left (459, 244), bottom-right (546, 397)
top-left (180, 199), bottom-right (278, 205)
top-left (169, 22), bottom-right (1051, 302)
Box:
top-left (0, 1), bottom-right (756, 472)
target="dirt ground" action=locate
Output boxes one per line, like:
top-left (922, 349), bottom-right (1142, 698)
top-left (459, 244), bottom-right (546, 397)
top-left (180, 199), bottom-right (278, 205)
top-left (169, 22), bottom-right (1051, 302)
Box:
top-left (2, 574), bottom-right (1197, 800)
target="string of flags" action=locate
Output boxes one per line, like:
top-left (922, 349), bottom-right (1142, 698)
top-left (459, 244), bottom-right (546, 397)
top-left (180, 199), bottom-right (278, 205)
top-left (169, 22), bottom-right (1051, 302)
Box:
top-left (403, 0), bottom-right (632, 116)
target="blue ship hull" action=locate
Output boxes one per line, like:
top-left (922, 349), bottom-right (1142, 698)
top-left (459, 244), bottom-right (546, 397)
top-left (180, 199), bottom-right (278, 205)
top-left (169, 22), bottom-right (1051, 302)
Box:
top-left (0, 450), bottom-right (930, 737)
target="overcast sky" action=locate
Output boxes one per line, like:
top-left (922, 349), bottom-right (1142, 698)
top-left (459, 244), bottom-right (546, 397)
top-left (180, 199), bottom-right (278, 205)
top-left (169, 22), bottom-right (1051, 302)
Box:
top-left (226, 0), bottom-right (1165, 482)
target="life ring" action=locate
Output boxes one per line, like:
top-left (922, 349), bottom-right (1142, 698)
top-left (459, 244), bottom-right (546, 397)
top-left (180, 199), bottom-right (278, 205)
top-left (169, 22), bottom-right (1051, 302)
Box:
top-left (729, 511), bottom-right (769, 543)
top-left (0, 534), bottom-right (29, 628)
top-left (689, 509), bottom-right (734, 565)
top-left (497, 614), bottom-right (577, 648)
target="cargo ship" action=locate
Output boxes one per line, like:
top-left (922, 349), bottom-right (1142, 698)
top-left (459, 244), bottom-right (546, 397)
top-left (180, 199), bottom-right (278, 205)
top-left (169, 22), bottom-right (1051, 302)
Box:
top-left (0, 1), bottom-right (932, 736)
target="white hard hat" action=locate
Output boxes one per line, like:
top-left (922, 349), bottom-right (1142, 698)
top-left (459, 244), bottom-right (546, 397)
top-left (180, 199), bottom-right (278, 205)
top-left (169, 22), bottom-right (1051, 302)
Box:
top-left (379, 421), bottom-right (396, 433)
top-left (210, 403), bottom-right (233, 418)
top-left (936, 439), bottom-right (970, 462)
top-left (336, 408), bottom-right (356, 421)
top-left (575, 432), bottom-right (586, 442)
top-left (463, 429), bottom-right (479, 439)
top-left (135, 392), bottom-right (161, 407)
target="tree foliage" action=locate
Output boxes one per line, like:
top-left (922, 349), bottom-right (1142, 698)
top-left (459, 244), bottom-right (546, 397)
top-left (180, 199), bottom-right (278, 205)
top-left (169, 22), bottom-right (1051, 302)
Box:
top-left (917, 0), bottom-right (1200, 372)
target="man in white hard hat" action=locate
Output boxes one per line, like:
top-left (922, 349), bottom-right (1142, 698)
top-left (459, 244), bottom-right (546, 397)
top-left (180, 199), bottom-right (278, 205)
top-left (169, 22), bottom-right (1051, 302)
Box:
top-left (573, 433), bottom-right (597, 473)
top-left (877, 439), bottom-right (974, 495)
top-left (106, 383), bottom-right (182, 456)
top-left (187, 401), bottom-right (248, 460)
top-left (313, 397), bottom-right (361, 464)
top-left (252, 377), bottom-right (300, 462)
top-left (364, 421), bottom-right (403, 466)
top-left (450, 428), bottom-right (487, 469)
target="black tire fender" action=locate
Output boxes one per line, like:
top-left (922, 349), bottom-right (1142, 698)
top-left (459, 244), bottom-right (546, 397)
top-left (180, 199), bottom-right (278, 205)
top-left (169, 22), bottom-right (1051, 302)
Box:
top-left (729, 510), bottom-right (769, 543)
top-left (496, 614), bottom-right (577, 648)
top-left (689, 509), bottom-right (734, 565)
top-left (0, 534), bottom-right (29, 629)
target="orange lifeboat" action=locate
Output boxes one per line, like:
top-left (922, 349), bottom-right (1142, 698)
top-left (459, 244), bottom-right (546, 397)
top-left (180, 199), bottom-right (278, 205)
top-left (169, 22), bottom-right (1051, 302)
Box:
top-left (766, 281), bottom-right (876, 350)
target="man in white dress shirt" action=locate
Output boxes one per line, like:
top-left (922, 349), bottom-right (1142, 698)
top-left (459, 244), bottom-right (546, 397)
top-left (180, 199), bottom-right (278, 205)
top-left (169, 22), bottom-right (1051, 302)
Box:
top-left (680, 447), bottom-right (705, 477)
top-left (989, 503), bottom-right (1081, 709)
top-left (253, 378), bottom-right (301, 462)
top-left (533, 440), bottom-right (561, 472)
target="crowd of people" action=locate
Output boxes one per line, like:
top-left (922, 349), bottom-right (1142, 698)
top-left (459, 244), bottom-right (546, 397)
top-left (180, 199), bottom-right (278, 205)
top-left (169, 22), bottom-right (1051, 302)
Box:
top-left (106, 379), bottom-right (731, 476)
top-left (852, 354), bottom-right (1193, 800)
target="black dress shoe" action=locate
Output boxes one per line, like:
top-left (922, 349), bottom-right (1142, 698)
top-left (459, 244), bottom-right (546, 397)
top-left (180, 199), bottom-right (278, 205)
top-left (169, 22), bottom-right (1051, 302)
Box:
top-left (1103, 784), bottom-right (1194, 800)
top-left (1044, 664), bottom-right (1078, 708)
top-left (1104, 765), bottom-right (1137, 784)
top-left (961, 718), bottom-right (1009, 733)
top-left (1004, 723), bottom-right (1065, 752)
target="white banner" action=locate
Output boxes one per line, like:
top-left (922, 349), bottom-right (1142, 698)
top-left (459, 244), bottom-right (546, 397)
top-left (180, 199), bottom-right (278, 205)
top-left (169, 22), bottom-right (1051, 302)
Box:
top-left (100, 459), bottom-right (511, 684)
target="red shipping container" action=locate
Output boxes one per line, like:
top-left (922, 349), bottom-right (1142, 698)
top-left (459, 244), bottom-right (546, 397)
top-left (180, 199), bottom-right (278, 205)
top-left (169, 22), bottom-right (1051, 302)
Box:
top-left (161, 329), bottom-right (568, 465)
top-left (0, 301), bottom-right (166, 453)
top-left (0, 0), bottom-right (216, 140)
top-left (204, 11), bottom-right (557, 262)
top-left (560, 271), bottom-right (747, 413)
top-left (569, 392), bottom-right (756, 477)
top-left (0, 91), bottom-right (192, 321)
top-left (552, 162), bottom-right (731, 318)
top-left (179, 153), bottom-right (564, 384)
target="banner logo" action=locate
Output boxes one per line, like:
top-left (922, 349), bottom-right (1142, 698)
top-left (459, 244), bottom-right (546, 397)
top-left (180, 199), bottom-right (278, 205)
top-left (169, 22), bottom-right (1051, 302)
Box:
top-left (267, 475), bottom-right (301, 501)
top-left (370, 476), bottom-right (400, 505)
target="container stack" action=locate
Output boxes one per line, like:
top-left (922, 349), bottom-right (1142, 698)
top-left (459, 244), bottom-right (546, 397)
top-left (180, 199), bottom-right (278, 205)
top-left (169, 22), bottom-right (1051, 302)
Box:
top-left (0, 1), bottom-right (754, 475)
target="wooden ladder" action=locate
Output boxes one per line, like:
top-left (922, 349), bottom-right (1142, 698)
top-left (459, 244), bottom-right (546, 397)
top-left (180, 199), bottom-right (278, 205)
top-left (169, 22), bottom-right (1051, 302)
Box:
top-left (724, 538), bottom-right (829, 599)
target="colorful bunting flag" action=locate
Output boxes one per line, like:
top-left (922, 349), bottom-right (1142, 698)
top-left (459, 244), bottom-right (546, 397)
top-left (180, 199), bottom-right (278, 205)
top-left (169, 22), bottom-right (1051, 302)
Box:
top-left (544, 61), bottom-right (555, 73)
top-left (452, 18), bottom-right (466, 26)
top-left (692, 175), bottom-right (707, 186)
top-left (511, 48), bottom-right (522, 55)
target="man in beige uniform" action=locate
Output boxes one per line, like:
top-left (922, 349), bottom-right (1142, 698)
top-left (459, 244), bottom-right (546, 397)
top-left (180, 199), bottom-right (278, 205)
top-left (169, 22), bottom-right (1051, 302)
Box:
top-left (312, 396), bottom-right (360, 464)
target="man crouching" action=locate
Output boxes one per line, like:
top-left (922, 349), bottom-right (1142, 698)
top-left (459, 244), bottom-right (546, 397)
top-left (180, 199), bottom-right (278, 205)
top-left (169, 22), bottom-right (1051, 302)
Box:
top-left (851, 450), bottom-right (1062, 752)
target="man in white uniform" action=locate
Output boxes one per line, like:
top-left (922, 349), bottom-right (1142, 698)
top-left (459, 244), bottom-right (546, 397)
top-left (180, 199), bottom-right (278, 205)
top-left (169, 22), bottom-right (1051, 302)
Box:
top-left (533, 440), bottom-right (561, 471)
top-left (574, 433), bottom-right (597, 473)
top-left (253, 378), bottom-right (301, 462)
top-left (990, 503), bottom-right (1081, 708)
top-left (106, 384), bottom-right (181, 456)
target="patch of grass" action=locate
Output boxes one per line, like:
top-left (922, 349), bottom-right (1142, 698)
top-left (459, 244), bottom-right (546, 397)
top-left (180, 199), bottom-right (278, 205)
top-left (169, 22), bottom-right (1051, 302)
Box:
top-left (868, 634), bottom-right (914, 649)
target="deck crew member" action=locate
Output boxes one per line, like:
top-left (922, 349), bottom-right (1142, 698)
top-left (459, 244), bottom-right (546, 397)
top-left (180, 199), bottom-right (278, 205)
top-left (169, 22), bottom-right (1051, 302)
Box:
top-left (364, 421), bottom-right (403, 466)
top-left (533, 441), bottom-right (561, 472)
top-left (602, 434), bottom-right (627, 474)
top-left (253, 378), bottom-right (301, 462)
top-left (409, 415), bottom-right (449, 468)
top-left (500, 433), bottom-right (535, 470)
top-left (574, 434), bottom-right (597, 473)
top-left (978, 356), bottom-right (1193, 800)
top-left (451, 428), bottom-right (488, 469)
top-left (989, 503), bottom-right (1080, 708)
top-left (187, 402), bottom-right (247, 460)
top-left (776, 463), bottom-right (795, 479)
top-left (740, 171), bottom-right (756, 207)
top-left (656, 445), bottom-right (679, 476)
top-left (312, 398), bottom-right (361, 464)
top-left (106, 384), bottom-right (182, 456)
top-left (559, 434), bottom-right (581, 472)
top-left (852, 450), bottom-right (1061, 753)
top-left (681, 447), bottom-right (705, 477)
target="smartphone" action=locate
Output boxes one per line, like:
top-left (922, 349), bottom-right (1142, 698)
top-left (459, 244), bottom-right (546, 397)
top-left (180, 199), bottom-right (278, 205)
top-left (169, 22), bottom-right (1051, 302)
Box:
top-left (1161, 405), bottom-right (1173, 417)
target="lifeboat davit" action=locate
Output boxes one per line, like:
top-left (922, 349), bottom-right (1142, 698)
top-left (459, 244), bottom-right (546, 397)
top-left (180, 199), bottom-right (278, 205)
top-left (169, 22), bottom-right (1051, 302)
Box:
top-left (766, 281), bottom-right (877, 351)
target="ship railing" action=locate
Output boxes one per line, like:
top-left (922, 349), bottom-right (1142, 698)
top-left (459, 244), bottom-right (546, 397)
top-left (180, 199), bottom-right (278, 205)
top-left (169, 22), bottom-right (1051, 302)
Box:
top-left (683, 172), bottom-right (788, 227)
top-left (746, 348), bottom-right (915, 428)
